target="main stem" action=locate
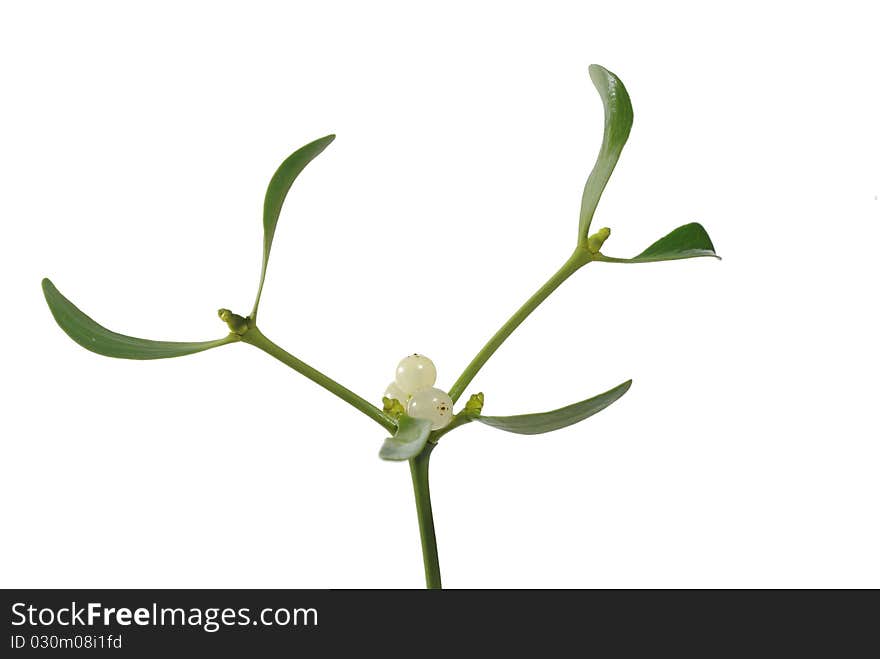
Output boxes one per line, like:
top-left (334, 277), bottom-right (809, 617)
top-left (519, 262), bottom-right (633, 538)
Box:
top-left (410, 444), bottom-right (441, 589)
top-left (448, 250), bottom-right (588, 403)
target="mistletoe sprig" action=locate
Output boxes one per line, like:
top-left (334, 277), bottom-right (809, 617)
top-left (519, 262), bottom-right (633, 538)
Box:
top-left (42, 65), bottom-right (718, 589)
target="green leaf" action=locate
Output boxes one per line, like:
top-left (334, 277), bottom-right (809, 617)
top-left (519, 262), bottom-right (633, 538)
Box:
top-left (252, 134), bottom-right (336, 318)
top-left (42, 278), bottom-right (235, 359)
top-left (475, 379), bottom-right (632, 435)
top-left (601, 222), bottom-right (720, 263)
top-left (379, 414), bottom-right (433, 461)
top-left (578, 64), bottom-right (634, 243)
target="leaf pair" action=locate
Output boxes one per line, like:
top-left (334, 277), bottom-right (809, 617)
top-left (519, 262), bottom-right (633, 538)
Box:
top-left (580, 66), bottom-right (718, 263)
top-left (379, 380), bottom-right (632, 461)
top-left (42, 136), bottom-right (335, 359)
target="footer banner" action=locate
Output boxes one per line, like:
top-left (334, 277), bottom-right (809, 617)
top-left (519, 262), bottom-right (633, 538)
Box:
top-left (2, 589), bottom-right (873, 654)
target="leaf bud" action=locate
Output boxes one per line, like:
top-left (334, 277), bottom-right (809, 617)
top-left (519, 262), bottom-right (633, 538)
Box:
top-left (382, 396), bottom-right (406, 420)
top-left (218, 308), bottom-right (249, 335)
top-left (586, 227), bottom-right (611, 254)
top-left (464, 392), bottom-right (485, 415)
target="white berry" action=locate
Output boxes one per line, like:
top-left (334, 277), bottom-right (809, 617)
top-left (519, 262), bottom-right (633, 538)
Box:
top-left (407, 387), bottom-right (454, 430)
top-left (384, 381), bottom-right (408, 404)
top-left (395, 354), bottom-right (437, 395)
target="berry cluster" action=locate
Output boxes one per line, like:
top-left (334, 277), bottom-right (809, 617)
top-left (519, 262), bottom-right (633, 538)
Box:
top-left (385, 354), bottom-right (454, 430)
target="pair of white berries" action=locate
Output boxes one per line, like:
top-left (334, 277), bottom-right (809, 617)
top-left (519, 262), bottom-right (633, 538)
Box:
top-left (385, 354), bottom-right (454, 430)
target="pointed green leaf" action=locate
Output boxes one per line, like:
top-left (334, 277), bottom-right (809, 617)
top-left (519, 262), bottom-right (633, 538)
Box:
top-left (379, 414), bottom-right (433, 461)
top-left (252, 134), bottom-right (336, 318)
top-left (601, 223), bottom-right (720, 263)
top-left (578, 64), bottom-right (634, 243)
top-left (475, 380), bottom-right (632, 435)
top-left (42, 278), bottom-right (236, 359)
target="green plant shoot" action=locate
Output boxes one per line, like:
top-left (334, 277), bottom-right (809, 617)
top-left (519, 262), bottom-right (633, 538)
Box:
top-left (42, 64), bottom-right (719, 589)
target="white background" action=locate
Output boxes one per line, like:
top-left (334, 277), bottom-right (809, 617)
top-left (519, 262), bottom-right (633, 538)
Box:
top-left (2, 1), bottom-right (878, 588)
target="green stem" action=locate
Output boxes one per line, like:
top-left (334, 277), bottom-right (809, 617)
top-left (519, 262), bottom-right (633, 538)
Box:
top-left (242, 326), bottom-right (396, 432)
top-left (410, 444), bottom-right (441, 589)
top-left (448, 250), bottom-right (589, 403)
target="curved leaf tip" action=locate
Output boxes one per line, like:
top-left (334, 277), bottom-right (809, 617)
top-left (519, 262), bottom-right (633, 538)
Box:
top-left (600, 222), bottom-right (720, 264)
top-left (252, 134), bottom-right (336, 318)
top-left (579, 65), bottom-right (634, 243)
top-left (42, 278), bottom-right (235, 360)
top-left (587, 65), bottom-right (633, 149)
top-left (637, 222), bottom-right (718, 260)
